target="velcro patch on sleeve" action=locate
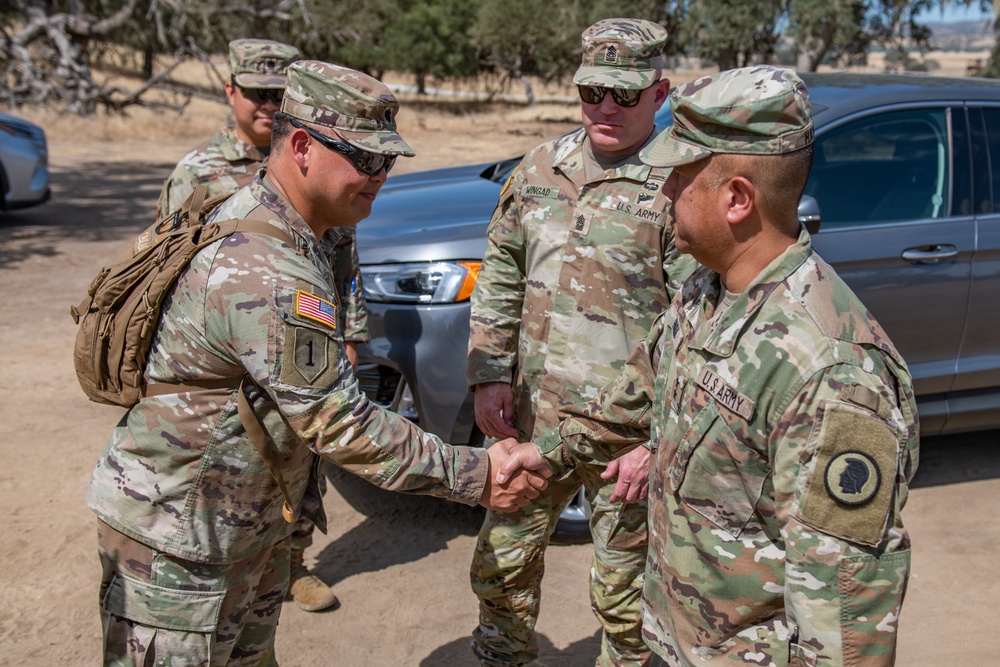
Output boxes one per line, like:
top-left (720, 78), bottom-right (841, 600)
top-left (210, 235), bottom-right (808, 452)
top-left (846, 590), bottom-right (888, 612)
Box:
top-left (295, 290), bottom-right (338, 330)
top-left (280, 323), bottom-right (341, 389)
top-left (796, 401), bottom-right (899, 546)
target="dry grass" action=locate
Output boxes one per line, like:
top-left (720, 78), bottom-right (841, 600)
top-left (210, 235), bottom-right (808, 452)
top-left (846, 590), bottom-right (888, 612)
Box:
top-left (21, 48), bottom-right (994, 171)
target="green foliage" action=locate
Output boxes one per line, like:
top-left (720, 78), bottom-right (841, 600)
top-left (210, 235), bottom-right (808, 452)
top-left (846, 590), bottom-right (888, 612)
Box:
top-left (470, 0), bottom-right (582, 83)
top-left (281, 0), bottom-right (403, 75)
top-left (383, 0), bottom-right (480, 91)
top-left (6, 0), bottom-right (1000, 112)
top-left (788, 0), bottom-right (871, 71)
top-left (683, 0), bottom-right (785, 70)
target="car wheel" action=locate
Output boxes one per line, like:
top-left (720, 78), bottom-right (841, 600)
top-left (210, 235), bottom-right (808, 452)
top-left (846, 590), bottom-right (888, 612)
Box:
top-left (551, 486), bottom-right (592, 544)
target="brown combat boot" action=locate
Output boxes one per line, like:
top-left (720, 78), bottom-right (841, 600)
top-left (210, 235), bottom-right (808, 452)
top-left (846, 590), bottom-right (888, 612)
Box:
top-left (287, 548), bottom-right (339, 612)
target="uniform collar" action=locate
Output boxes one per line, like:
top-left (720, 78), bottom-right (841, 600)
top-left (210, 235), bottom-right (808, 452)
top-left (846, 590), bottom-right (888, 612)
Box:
top-left (250, 169), bottom-right (343, 257)
top-left (218, 127), bottom-right (270, 163)
top-left (552, 127), bottom-right (660, 187)
top-left (686, 228), bottom-right (813, 357)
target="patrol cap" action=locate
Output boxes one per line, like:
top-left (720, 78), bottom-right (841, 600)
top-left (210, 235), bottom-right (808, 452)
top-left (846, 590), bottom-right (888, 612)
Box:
top-left (228, 38), bottom-right (300, 89)
top-left (641, 66), bottom-right (814, 167)
top-left (573, 18), bottom-right (667, 90)
top-left (281, 60), bottom-right (415, 157)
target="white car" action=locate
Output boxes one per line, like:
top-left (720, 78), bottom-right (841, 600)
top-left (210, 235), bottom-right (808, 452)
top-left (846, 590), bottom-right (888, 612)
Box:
top-left (0, 112), bottom-right (50, 211)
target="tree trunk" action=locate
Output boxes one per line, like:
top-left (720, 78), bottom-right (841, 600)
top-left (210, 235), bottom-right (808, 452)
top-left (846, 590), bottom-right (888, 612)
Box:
top-left (519, 75), bottom-right (535, 106)
top-left (142, 43), bottom-right (156, 80)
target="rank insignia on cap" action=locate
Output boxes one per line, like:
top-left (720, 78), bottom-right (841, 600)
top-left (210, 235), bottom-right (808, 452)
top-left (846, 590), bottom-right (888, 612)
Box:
top-left (604, 45), bottom-right (618, 63)
top-left (825, 451), bottom-right (881, 505)
top-left (296, 291), bottom-right (338, 330)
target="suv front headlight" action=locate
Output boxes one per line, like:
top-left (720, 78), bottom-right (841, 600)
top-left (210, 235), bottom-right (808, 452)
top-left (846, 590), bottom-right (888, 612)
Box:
top-left (361, 261), bottom-right (482, 304)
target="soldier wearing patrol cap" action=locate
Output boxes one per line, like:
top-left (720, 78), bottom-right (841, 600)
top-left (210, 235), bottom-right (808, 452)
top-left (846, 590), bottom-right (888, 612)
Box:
top-left (498, 65), bottom-right (919, 667)
top-left (158, 39), bottom-right (372, 614)
top-left (156, 38), bottom-right (300, 218)
top-left (87, 60), bottom-right (552, 666)
top-left (467, 18), bottom-right (697, 667)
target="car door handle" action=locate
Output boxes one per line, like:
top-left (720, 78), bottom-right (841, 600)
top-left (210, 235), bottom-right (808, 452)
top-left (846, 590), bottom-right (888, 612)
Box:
top-left (901, 245), bottom-right (958, 264)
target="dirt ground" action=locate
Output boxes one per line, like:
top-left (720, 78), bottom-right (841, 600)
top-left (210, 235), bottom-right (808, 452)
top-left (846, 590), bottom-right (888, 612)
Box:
top-left (2, 81), bottom-right (1000, 666)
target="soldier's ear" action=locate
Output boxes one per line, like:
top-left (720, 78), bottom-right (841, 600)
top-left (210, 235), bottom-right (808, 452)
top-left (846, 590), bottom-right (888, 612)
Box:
top-left (725, 176), bottom-right (755, 226)
top-left (224, 81), bottom-right (237, 107)
top-left (288, 128), bottom-right (313, 169)
top-left (653, 79), bottom-right (670, 109)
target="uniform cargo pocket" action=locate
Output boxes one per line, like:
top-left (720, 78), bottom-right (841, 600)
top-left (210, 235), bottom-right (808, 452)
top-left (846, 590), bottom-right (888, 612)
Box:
top-left (102, 571), bottom-right (225, 632)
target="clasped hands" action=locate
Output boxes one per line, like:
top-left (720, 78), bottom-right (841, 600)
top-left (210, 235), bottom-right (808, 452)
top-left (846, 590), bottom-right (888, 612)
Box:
top-left (480, 438), bottom-right (651, 511)
top-left (479, 438), bottom-right (552, 512)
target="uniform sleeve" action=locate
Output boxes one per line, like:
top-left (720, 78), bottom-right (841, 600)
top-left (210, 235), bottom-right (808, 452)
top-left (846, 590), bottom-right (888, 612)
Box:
top-left (467, 164), bottom-right (528, 389)
top-left (205, 235), bottom-right (488, 506)
top-left (331, 228), bottom-right (369, 342)
top-left (535, 313), bottom-right (670, 476)
top-left (768, 363), bottom-right (917, 666)
top-left (156, 161), bottom-right (195, 220)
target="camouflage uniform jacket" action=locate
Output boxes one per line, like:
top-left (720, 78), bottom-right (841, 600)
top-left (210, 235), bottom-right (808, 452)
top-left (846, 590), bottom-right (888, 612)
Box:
top-left (157, 126), bottom-right (267, 218)
top-left (536, 230), bottom-right (919, 666)
top-left (157, 127), bottom-right (369, 342)
top-left (467, 127), bottom-right (696, 439)
top-left (86, 172), bottom-right (487, 565)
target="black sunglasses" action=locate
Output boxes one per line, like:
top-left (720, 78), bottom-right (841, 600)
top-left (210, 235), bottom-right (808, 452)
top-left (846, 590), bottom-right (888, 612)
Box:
top-left (577, 81), bottom-right (659, 108)
top-left (236, 84), bottom-right (283, 106)
top-left (288, 117), bottom-right (396, 176)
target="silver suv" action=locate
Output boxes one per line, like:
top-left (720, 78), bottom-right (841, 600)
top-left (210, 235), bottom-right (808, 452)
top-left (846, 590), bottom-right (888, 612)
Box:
top-left (356, 72), bottom-right (1000, 532)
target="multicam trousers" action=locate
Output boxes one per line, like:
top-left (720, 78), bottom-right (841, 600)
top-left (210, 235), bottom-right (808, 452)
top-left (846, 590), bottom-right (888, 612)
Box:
top-left (97, 521), bottom-right (290, 667)
top-left (470, 460), bottom-right (650, 667)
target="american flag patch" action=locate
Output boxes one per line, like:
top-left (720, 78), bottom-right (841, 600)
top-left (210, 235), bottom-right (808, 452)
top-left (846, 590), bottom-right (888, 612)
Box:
top-left (296, 291), bottom-right (338, 330)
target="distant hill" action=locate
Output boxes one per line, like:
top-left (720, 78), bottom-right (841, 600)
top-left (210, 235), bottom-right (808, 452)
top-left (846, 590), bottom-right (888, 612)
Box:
top-left (925, 20), bottom-right (993, 36)
top-left (924, 20), bottom-right (995, 51)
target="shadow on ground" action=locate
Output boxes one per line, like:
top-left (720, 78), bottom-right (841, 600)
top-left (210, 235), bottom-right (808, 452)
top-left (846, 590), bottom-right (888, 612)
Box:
top-left (313, 462), bottom-right (486, 585)
top-left (0, 158), bottom-right (169, 268)
top-left (421, 629), bottom-right (602, 667)
top-left (911, 428), bottom-right (1000, 489)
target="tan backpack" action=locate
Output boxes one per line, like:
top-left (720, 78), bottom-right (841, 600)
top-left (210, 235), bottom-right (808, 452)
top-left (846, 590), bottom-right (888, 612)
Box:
top-left (71, 187), bottom-right (299, 522)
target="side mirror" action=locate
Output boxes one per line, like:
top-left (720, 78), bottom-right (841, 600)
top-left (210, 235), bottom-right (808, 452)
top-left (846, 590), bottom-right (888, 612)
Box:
top-left (798, 195), bottom-right (822, 235)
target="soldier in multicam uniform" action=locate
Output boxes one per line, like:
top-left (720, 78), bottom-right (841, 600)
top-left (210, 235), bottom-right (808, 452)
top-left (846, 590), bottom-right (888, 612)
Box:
top-left (156, 38), bottom-right (299, 218)
top-left (500, 66), bottom-right (919, 667)
top-left (160, 38), bottom-right (369, 613)
top-left (86, 61), bottom-right (550, 666)
top-left (467, 19), bottom-right (697, 667)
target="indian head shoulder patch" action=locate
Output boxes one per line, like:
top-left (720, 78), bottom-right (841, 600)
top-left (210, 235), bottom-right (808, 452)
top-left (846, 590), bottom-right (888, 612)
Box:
top-left (796, 401), bottom-right (899, 546)
top-left (824, 450), bottom-right (881, 505)
top-left (296, 290), bottom-right (338, 330)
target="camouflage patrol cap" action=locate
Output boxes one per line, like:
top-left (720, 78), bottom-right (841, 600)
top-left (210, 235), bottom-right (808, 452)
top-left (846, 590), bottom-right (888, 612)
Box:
top-left (281, 60), bottom-right (415, 156)
top-left (573, 18), bottom-right (667, 90)
top-left (641, 65), bottom-right (814, 167)
top-left (228, 39), bottom-right (300, 89)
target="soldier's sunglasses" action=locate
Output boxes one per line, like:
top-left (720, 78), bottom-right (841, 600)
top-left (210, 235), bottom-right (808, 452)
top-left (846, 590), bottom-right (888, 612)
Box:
top-left (288, 117), bottom-right (396, 176)
top-left (235, 83), bottom-right (283, 106)
top-left (577, 81), bottom-right (659, 108)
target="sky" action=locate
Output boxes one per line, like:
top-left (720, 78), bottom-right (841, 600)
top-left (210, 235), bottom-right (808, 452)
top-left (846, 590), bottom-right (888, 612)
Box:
top-left (916, 2), bottom-right (995, 23)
